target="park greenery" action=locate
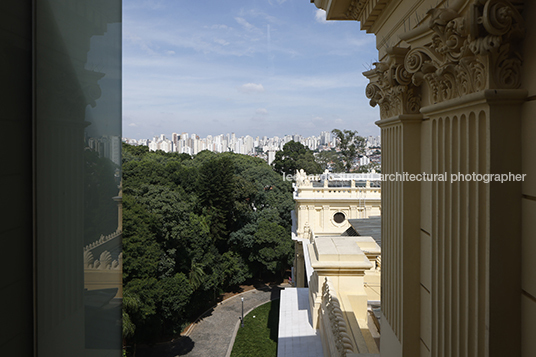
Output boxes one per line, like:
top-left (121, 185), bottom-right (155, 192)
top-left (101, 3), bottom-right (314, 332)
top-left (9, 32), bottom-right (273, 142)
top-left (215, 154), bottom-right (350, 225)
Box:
top-left (121, 144), bottom-right (294, 345)
top-left (120, 128), bottom-right (375, 349)
top-left (230, 300), bottom-right (280, 357)
top-left (271, 140), bottom-right (322, 176)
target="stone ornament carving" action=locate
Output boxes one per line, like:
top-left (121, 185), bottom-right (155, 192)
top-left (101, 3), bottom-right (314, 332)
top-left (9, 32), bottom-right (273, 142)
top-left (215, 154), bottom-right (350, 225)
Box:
top-left (84, 250), bottom-right (94, 268)
top-left (345, 0), bottom-right (368, 20)
top-left (84, 251), bottom-right (122, 270)
top-left (84, 229), bottom-right (123, 270)
top-left (304, 222), bottom-right (313, 242)
top-left (364, 0), bottom-right (524, 116)
top-left (364, 47), bottom-right (422, 118)
top-left (322, 277), bottom-right (355, 356)
top-left (296, 169), bottom-right (312, 187)
top-left (99, 251), bottom-right (113, 269)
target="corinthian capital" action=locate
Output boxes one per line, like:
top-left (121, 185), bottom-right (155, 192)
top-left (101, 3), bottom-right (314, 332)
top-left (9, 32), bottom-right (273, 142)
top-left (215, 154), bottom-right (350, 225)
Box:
top-left (363, 0), bottom-right (525, 111)
top-left (363, 47), bottom-right (422, 119)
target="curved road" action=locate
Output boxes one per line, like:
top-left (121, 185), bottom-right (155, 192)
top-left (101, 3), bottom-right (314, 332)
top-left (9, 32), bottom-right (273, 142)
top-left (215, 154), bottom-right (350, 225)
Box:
top-left (137, 285), bottom-right (281, 357)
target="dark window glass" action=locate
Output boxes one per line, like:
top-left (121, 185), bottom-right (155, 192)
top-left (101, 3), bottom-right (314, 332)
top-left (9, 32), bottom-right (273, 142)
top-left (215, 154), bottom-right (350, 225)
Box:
top-left (334, 212), bottom-right (346, 223)
top-left (35, 0), bottom-right (122, 355)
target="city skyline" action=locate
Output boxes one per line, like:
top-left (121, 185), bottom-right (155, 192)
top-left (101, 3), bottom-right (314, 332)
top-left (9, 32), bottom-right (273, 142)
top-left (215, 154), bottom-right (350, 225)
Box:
top-left (123, 130), bottom-right (381, 153)
top-left (122, 130), bottom-right (381, 167)
top-left (122, 0), bottom-right (381, 140)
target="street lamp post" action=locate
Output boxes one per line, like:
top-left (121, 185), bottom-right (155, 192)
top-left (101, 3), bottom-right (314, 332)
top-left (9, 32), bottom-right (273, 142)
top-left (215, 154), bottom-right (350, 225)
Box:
top-left (241, 297), bottom-right (244, 328)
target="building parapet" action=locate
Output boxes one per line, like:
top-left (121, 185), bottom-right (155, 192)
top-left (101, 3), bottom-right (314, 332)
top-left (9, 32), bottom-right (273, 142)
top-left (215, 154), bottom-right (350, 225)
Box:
top-left (83, 230), bottom-right (122, 270)
top-left (83, 229), bottom-right (122, 252)
top-left (83, 229), bottom-right (123, 298)
top-left (294, 170), bottom-right (381, 201)
top-left (294, 185), bottom-right (381, 200)
top-left (319, 172), bottom-right (381, 182)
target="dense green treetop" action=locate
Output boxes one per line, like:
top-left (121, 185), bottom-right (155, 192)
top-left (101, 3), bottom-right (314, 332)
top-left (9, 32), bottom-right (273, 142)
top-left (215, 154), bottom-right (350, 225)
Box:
top-left (271, 140), bottom-right (322, 176)
top-left (121, 143), bottom-right (293, 344)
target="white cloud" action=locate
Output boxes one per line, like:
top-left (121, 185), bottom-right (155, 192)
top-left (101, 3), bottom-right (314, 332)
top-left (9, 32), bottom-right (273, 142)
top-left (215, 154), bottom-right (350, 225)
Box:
top-left (123, 18), bottom-right (272, 58)
top-left (124, 0), bottom-right (165, 11)
top-left (238, 83), bottom-right (265, 93)
top-left (302, 121), bottom-right (317, 129)
top-left (239, 8), bottom-right (281, 25)
top-left (315, 9), bottom-right (327, 23)
top-left (122, 1), bottom-right (382, 139)
top-left (209, 24), bottom-right (230, 30)
top-left (124, 31), bottom-right (157, 55)
top-left (214, 38), bottom-right (230, 46)
top-left (235, 17), bottom-right (256, 32)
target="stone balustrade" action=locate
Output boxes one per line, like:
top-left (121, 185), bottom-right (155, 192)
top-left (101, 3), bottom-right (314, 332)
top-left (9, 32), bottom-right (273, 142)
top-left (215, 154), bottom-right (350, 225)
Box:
top-left (320, 277), bottom-right (355, 356)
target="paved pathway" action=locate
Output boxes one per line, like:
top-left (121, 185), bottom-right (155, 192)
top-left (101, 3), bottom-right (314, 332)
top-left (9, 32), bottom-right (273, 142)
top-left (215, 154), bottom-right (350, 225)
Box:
top-left (137, 285), bottom-right (281, 357)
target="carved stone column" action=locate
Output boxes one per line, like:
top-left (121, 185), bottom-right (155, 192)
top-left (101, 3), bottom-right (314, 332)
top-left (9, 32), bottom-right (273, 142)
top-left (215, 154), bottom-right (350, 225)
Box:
top-left (363, 43), bottom-right (424, 357)
top-left (362, 1), bottom-right (526, 356)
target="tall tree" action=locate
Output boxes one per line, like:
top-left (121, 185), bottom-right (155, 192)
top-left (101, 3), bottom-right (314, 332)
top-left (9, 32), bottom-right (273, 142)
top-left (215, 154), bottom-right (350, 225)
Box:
top-left (121, 147), bottom-right (295, 343)
top-left (197, 156), bottom-right (236, 242)
top-left (122, 290), bottom-right (140, 343)
top-left (188, 261), bottom-right (206, 290)
top-left (357, 162), bottom-right (381, 173)
top-left (331, 129), bottom-right (365, 172)
top-left (314, 149), bottom-right (345, 172)
top-left (272, 140), bottom-right (322, 176)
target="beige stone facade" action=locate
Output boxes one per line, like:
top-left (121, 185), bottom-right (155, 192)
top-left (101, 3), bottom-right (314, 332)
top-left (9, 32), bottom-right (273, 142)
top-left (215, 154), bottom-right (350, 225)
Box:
top-left (293, 171), bottom-right (382, 238)
top-left (312, 0), bottom-right (535, 356)
top-left (292, 172), bottom-right (382, 287)
top-left (287, 172), bottom-right (382, 355)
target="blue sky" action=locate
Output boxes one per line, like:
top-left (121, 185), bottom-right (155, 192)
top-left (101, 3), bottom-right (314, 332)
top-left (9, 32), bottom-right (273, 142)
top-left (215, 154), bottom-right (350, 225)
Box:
top-left (122, 0), bottom-right (381, 140)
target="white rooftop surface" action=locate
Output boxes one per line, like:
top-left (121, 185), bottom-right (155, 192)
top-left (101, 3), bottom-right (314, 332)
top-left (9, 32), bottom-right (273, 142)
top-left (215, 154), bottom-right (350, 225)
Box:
top-left (278, 288), bottom-right (323, 357)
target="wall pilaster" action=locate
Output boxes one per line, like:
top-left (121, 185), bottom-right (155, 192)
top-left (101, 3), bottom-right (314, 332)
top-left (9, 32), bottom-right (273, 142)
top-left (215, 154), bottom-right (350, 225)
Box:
top-left (376, 114), bottom-right (423, 357)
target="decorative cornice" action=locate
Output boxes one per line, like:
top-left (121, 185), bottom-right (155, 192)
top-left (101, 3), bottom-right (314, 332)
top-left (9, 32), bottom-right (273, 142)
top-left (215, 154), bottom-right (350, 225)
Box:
top-left (313, 0), bottom-right (390, 27)
top-left (363, 0), bottom-right (525, 118)
top-left (345, 0), bottom-right (368, 20)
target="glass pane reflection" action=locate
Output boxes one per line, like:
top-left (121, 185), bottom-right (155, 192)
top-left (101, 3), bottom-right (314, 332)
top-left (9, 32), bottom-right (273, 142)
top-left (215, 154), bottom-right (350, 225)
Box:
top-left (35, 0), bottom-right (122, 355)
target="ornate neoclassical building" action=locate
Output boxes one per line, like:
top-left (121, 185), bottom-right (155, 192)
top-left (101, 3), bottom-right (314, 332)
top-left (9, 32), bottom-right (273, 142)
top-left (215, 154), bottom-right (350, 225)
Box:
top-left (280, 172), bottom-right (382, 356)
top-left (311, 0), bottom-right (535, 356)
